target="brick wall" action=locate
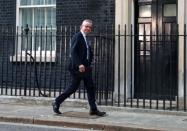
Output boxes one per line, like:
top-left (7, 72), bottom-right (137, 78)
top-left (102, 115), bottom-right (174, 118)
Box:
top-left (0, 0), bottom-right (16, 26)
top-left (57, 0), bottom-right (115, 26)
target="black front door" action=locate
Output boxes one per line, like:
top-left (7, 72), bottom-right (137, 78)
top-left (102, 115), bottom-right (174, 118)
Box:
top-left (134, 0), bottom-right (178, 99)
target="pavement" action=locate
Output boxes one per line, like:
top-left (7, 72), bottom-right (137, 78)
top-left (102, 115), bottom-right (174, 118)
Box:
top-left (0, 96), bottom-right (187, 131)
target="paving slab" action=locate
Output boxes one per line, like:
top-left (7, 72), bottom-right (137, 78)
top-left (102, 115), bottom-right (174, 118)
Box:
top-left (0, 96), bottom-right (187, 131)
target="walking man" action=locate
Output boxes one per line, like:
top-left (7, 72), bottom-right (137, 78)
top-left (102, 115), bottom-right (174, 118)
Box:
top-left (52, 19), bottom-right (106, 116)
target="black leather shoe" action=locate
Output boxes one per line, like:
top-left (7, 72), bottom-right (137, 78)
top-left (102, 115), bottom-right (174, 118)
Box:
top-left (52, 101), bottom-right (62, 114)
top-left (89, 110), bottom-right (106, 116)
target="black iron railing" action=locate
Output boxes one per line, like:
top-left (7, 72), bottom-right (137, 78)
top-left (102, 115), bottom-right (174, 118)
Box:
top-left (0, 24), bottom-right (186, 112)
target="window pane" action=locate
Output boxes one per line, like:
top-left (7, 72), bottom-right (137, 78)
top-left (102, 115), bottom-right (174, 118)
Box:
top-left (139, 5), bottom-right (151, 17)
top-left (51, 30), bottom-right (56, 50)
top-left (21, 34), bottom-right (32, 51)
top-left (51, 8), bottom-right (56, 26)
top-left (33, 30), bottom-right (40, 51)
top-left (21, 8), bottom-right (33, 27)
top-left (47, 30), bottom-right (56, 51)
top-left (138, 24), bottom-right (151, 41)
top-left (46, 8), bottom-right (56, 27)
top-left (20, 0), bottom-right (31, 5)
top-left (46, 31), bottom-right (53, 50)
top-left (36, 30), bottom-right (55, 51)
top-left (46, 0), bottom-right (56, 4)
top-left (34, 8), bottom-right (45, 27)
top-left (33, 0), bottom-right (44, 5)
top-left (164, 4), bottom-right (176, 17)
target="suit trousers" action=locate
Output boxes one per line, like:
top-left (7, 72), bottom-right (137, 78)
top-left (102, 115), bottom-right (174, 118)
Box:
top-left (55, 67), bottom-right (97, 111)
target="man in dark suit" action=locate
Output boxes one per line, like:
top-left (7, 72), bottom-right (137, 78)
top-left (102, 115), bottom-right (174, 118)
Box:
top-left (52, 19), bottom-right (106, 116)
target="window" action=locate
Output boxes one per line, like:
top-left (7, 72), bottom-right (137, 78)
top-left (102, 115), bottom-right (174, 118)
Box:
top-left (14, 0), bottom-right (56, 62)
top-left (139, 5), bottom-right (152, 17)
top-left (163, 4), bottom-right (177, 17)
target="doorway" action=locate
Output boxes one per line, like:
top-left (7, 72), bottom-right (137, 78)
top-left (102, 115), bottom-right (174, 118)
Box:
top-left (134, 0), bottom-right (178, 99)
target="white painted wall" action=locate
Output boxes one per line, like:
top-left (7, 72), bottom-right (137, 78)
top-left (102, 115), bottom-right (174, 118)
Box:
top-left (178, 0), bottom-right (186, 98)
top-left (114, 0), bottom-right (134, 102)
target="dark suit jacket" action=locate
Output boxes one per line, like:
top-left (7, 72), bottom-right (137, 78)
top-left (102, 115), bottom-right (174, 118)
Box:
top-left (68, 32), bottom-right (93, 72)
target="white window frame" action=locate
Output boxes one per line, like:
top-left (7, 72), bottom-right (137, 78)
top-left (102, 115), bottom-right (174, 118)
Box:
top-left (11, 0), bottom-right (56, 62)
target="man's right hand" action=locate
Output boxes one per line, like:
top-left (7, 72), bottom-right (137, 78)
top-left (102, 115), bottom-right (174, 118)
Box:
top-left (79, 64), bottom-right (85, 72)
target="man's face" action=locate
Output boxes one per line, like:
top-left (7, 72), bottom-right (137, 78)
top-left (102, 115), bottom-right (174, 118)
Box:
top-left (81, 21), bottom-right (92, 34)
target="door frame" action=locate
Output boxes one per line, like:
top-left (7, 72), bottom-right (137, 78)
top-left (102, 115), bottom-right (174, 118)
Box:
top-left (114, 0), bottom-right (187, 101)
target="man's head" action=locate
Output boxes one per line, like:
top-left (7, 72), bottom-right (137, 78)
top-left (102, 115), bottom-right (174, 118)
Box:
top-left (80, 19), bottom-right (93, 34)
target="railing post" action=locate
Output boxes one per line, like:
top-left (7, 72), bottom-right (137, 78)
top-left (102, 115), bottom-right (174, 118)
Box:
top-left (1, 26), bottom-right (5, 95)
top-left (184, 24), bottom-right (186, 111)
top-left (124, 24), bottom-right (126, 107)
top-left (24, 24), bottom-right (29, 96)
top-left (130, 24), bottom-right (133, 107)
top-left (117, 24), bottom-right (121, 107)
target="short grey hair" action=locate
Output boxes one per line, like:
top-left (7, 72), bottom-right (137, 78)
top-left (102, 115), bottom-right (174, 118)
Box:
top-left (81, 19), bottom-right (93, 25)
